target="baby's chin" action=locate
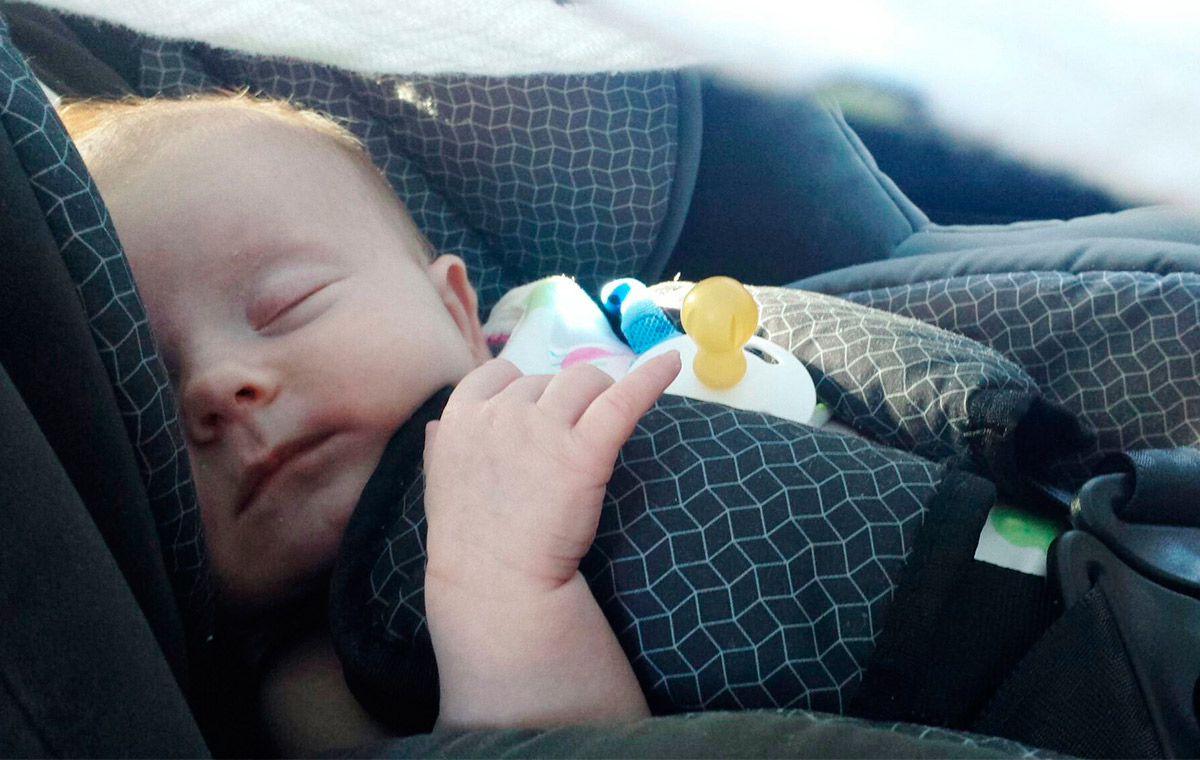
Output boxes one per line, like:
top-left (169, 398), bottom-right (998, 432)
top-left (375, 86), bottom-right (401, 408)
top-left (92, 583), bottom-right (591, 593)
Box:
top-left (215, 472), bottom-right (371, 612)
top-left (199, 428), bottom-right (393, 613)
top-left (214, 544), bottom-right (339, 614)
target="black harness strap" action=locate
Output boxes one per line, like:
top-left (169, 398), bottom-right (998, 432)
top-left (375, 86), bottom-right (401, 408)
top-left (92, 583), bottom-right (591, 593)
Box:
top-left (974, 564), bottom-right (1162, 758)
top-left (848, 469), bottom-right (1058, 728)
top-left (857, 448), bottom-right (1200, 757)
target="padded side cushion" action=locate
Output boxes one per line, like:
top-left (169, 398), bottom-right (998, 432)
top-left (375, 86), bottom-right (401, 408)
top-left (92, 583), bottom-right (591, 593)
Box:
top-left (335, 392), bottom-right (958, 734)
top-left (131, 38), bottom-right (692, 315)
top-left (649, 282), bottom-right (1092, 491)
top-left (799, 256), bottom-right (1200, 484)
top-left (0, 13), bottom-right (210, 651)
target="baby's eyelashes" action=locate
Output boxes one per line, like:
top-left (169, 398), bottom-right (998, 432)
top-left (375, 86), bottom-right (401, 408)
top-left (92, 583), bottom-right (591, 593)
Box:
top-left (246, 262), bottom-right (346, 332)
top-left (249, 279), bottom-right (337, 333)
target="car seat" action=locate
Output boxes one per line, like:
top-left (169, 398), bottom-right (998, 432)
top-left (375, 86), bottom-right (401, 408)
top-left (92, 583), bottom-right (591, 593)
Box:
top-left (2, 4), bottom-right (1198, 758)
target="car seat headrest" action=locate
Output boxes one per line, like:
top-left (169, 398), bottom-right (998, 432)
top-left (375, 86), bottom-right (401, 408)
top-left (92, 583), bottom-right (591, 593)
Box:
top-left (134, 38), bottom-right (701, 316)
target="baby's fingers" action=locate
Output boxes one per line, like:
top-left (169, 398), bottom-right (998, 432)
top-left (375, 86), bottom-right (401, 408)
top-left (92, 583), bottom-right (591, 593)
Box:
top-left (537, 363), bottom-right (615, 425)
top-left (502, 372), bottom-right (556, 403)
top-left (574, 351), bottom-right (681, 457)
top-left (448, 359), bottom-right (523, 405)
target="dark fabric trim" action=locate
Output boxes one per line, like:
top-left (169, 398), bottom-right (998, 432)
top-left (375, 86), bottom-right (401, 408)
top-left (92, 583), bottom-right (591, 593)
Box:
top-left (793, 238), bottom-right (1200, 295)
top-left (331, 388), bottom-right (453, 736)
top-left (641, 68), bottom-right (702, 283)
top-left (0, 98), bottom-right (188, 688)
top-left (973, 586), bottom-right (1162, 758)
top-left (965, 390), bottom-right (1094, 497)
top-left (2, 2), bottom-right (133, 97)
top-left (0, 363), bottom-right (209, 758)
top-left (41, 5), bottom-right (143, 92)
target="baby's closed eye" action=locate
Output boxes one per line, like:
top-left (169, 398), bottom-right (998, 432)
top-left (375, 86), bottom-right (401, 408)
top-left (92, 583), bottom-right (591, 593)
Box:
top-left (248, 268), bottom-right (343, 333)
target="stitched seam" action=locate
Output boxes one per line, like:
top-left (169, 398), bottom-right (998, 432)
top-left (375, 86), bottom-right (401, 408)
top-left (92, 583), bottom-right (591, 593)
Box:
top-left (826, 103), bottom-right (921, 241)
top-left (832, 270), bottom-right (1200, 300)
top-left (917, 222), bottom-right (1063, 235)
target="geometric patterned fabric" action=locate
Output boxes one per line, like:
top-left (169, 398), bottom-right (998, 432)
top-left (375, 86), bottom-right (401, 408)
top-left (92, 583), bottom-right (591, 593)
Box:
top-left (596, 401), bottom-right (946, 715)
top-left (842, 271), bottom-right (1200, 483)
top-left (135, 40), bottom-right (683, 316)
top-left (646, 281), bottom-right (1075, 487)
top-left (364, 394), bottom-right (945, 722)
top-left (343, 284), bottom-right (1113, 727)
top-left (0, 18), bottom-right (211, 631)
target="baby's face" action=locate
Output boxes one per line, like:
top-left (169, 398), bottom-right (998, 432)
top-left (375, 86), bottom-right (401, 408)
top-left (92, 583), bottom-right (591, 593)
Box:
top-left (105, 117), bottom-right (487, 608)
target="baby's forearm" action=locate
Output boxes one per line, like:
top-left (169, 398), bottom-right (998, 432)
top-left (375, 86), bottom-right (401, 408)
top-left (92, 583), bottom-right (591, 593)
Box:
top-left (426, 570), bottom-right (650, 730)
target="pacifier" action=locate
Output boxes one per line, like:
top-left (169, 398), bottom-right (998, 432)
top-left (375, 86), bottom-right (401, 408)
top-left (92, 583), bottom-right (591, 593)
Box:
top-left (628, 277), bottom-right (819, 426)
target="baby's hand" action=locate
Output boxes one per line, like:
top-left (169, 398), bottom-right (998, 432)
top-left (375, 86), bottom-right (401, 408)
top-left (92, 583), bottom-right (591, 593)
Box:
top-left (423, 353), bottom-right (678, 729)
top-left (423, 352), bottom-right (681, 596)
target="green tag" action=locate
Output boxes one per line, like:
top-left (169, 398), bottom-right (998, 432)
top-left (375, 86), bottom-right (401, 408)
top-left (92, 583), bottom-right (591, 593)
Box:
top-left (974, 504), bottom-right (1067, 576)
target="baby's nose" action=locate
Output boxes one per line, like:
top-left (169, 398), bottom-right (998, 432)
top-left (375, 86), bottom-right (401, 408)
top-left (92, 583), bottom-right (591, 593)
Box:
top-left (181, 362), bottom-right (279, 444)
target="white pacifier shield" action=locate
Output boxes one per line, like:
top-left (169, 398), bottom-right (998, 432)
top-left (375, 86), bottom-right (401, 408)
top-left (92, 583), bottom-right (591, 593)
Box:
top-left (630, 335), bottom-right (817, 426)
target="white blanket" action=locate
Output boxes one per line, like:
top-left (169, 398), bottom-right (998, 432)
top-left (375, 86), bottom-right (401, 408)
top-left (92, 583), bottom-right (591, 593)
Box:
top-left (594, 0), bottom-right (1200, 212)
top-left (30, 0), bottom-right (1200, 210)
top-left (30, 0), bottom-right (701, 76)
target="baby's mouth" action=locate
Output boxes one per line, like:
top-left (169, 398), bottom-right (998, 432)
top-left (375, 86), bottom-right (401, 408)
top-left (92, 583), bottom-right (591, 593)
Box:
top-left (236, 432), bottom-right (335, 517)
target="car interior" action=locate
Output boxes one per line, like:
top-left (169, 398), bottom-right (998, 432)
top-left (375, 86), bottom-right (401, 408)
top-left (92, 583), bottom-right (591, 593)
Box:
top-left (2, 3), bottom-right (1199, 757)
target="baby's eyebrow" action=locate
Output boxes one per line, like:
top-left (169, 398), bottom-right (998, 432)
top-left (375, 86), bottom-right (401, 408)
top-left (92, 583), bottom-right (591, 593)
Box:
top-left (220, 243), bottom-right (325, 291)
top-left (245, 259), bottom-right (345, 302)
top-left (239, 238), bottom-right (340, 269)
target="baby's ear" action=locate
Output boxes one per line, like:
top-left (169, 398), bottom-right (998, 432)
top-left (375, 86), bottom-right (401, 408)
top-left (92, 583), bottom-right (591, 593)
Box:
top-left (428, 255), bottom-right (491, 365)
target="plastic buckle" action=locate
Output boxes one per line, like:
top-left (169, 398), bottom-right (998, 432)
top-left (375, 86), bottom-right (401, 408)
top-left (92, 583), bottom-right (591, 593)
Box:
top-left (1051, 472), bottom-right (1200, 758)
top-left (1069, 473), bottom-right (1200, 597)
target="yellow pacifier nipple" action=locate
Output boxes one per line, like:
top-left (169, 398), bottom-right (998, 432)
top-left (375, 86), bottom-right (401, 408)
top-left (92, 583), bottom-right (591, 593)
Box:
top-left (681, 276), bottom-right (759, 389)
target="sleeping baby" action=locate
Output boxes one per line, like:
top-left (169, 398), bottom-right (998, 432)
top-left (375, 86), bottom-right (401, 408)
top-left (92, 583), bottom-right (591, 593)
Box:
top-left (60, 93), bottom-right (1081, 756)
top-left (62, 93), bottom-right (682, 751)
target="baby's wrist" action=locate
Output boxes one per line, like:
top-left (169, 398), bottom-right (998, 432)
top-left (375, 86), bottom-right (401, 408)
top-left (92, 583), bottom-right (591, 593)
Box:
top-left (425, 570), bottom-right (592, 675)
top-left (424, 526), bottom-right (574, 598)
top-left (424, 551), bottom-right (568, 620)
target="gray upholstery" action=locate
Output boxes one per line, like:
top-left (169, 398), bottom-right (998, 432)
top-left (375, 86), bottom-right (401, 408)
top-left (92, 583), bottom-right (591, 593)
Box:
top-left (134, 39), bottom-right (700, 316)
top-left (897, 206), bottom-right (1200, 258)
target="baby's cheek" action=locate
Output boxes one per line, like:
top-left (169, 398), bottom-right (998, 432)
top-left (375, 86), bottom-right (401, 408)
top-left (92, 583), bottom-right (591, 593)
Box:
top-left (189, 457), bottom-right (228, 529)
